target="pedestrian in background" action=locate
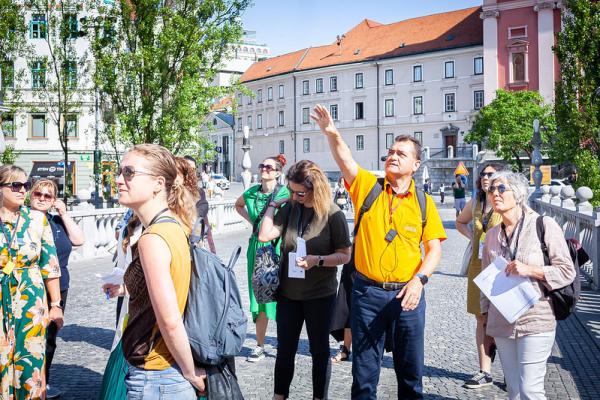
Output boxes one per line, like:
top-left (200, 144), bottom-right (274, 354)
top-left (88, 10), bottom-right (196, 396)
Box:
top-left (235, 155), bottom-right (289, 362)
top-left (259, 160), bottom-right (351, 400)
top-left (453, 175), bottom-right (467, 216)
top-left (183, 156), bottom-right (216, 254)
top-left (482, 171), bottom-right (576, 400)
top-left (29, 179), bottom-right (85, 398)
top-left (439, 183), bottom-right (446, 204)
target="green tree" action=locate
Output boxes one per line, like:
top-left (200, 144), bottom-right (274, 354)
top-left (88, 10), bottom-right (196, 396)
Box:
top-left (86, 0), bottom-right (249, 157)
top-left (0, 144), bottom-right (21, 164)
top-left (553, 0), bottom-right (600, 202)
top-left (465, 89), bottom-right (555, 172)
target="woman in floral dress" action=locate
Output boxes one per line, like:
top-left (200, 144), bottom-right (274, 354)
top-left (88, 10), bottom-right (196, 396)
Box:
top-left (0, 165), bottom-right (61, 399)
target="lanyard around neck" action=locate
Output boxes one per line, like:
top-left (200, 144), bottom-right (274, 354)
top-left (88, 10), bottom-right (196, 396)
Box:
top-left (296, 205), bottom-right (313, 238)
top-left (501, 210), bottom-right (525, 261)
top-left (0, 209), bottom-right (22, 253)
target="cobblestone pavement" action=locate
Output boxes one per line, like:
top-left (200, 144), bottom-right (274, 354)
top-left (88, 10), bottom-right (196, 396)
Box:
top-left (49, 208), bottom-right (600, 399)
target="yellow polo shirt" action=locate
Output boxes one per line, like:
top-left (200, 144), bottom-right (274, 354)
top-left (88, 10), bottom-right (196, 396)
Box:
top-left (348, 167), bottom-right (447, 283)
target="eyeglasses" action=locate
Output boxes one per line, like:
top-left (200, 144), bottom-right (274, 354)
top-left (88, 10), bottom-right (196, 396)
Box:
top-left (480, 171), bottom-right (494, 178)
top-left (288, 187), bottom-right (309, 198)
top-left (32, 191), bottom-right (54, 201)
top-left (258, 164), bottom-right (276, 172)
top-left (1, 182), bottom-right (31, 192)
top-left (117, 166), bottom-right (156, 181)
top-left (488, 184), bottom-right (512, 195)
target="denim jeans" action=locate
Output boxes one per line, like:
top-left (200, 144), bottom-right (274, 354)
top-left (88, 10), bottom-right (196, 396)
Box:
top-left (125, 363), bottom-right (197, 400)
top-left (351, 276), bottom-right (426, 400)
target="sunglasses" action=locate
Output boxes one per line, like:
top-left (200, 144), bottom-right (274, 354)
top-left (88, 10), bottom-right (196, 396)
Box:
top-left (480, 171), bottom-right (494, 178)
top-left (488, 184), bottom-right (512, 194)
top-left (258, 164), bottom-right (276, 172)
top-left (32, 191), bottom-right (55, 201)
top-left (117, 166), bottom-right (156, 180)
top-left (288, 187), bottom-right (309, 198)
top-left (1, 181), bottom-right (31, 192)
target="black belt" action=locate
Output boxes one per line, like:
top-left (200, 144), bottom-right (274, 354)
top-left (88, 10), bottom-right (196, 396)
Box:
top-left (357, 272), bottom-right (407, 291)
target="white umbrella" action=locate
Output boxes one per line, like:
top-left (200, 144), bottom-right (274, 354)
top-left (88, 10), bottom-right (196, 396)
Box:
top-left (422, 165), bottom-right (430, 184)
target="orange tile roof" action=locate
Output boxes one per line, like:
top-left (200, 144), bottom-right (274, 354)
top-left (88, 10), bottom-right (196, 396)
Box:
top-left (211, 96), bottom-right (233, 112)
top-left (241, 7), bottom-right (482, 83)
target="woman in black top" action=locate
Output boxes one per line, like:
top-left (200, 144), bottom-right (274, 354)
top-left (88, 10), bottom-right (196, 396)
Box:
top-left (259, 160), bottom-right (352, 400)
top-left (29, 179), bottom-right (85, 398)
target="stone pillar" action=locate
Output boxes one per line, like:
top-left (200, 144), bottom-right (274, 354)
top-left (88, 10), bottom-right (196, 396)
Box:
top-left (481, 9), bottom-right (499, 105)
top-left (241, 126), bottom-right (252, 190)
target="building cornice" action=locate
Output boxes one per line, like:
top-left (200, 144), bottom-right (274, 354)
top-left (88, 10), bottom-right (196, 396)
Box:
top-left (534, 1), bottom-right (557, 12)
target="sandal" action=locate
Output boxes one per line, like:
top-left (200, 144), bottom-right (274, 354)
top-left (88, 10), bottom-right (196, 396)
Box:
top-left (331, 345), bottom-right (351, 363)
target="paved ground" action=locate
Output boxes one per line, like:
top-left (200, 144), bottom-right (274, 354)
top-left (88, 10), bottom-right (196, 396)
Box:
top-left (49, 207), bottom-right (600, 399)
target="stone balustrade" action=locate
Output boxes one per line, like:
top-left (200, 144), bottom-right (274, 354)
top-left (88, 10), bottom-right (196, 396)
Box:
top-left (531, 185), bottom-right (600, 290)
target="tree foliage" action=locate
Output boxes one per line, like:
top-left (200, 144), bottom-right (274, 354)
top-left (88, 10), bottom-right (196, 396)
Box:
top-left (465, 89), bottom-right (555, 172)
top-left (554, 0), bottom-right (600, 202)
top-left (87, 0), bottom-right (249, 156)
top-left (0, 0), bottom-right (28, 109)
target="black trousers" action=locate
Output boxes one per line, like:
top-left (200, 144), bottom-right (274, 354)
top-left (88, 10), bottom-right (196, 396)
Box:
top-left (274, 294), bottom-right (336, 399)
top-left (45, 289), bottom-right (69, 381)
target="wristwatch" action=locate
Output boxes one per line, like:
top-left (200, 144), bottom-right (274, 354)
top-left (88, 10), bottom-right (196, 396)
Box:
top-left (317, 256), bottom-right (325, 267)
top-left (50, 300), bottom-right (65, 310)
top-left (415, 273), bottom-right (429, 285)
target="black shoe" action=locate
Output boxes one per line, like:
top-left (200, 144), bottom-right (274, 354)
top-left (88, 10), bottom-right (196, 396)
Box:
top-left (464, 371), bottom-right (493, 389)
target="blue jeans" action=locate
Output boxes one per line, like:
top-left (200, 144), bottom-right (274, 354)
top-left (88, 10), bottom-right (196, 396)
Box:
top-left (351, 276), bottom-right (426, 400)
top-left (125, 363), bottom-right (197, 400)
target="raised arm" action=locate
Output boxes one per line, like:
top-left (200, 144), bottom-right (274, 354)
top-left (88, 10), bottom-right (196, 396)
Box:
top-left (311, 105), bottom-right (359, 186)
top-left (257, 198), bottom-right (287, 243)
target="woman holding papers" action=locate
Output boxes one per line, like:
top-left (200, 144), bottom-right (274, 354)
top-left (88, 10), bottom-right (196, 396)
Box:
top-left (481, 170), bottom-right (575, 400)
top-left (258, 160), bottom-right (351, 400)
top-left (456, 163), bottom-right (503, 389)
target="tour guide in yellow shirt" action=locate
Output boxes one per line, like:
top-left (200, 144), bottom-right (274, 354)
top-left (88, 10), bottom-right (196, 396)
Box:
top-left (312, 105), bottom-right (447, 399)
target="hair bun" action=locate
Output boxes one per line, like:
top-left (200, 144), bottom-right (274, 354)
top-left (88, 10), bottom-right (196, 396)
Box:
top-left (276, 154), bottom-right (287, 167)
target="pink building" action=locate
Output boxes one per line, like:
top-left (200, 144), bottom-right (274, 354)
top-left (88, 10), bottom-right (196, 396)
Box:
top-left (481, 0), bottom-right (562, 105)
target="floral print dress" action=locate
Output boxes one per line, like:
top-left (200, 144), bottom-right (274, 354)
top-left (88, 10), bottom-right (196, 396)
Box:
top-left (0, 207), bottom-right (59, 399)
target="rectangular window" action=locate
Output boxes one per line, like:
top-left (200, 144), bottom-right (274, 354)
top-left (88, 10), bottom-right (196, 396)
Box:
top-left (278, 84), bottom-right (284, 99)
top-left (278, 110), bottom-right (285, 126)
top-left (413, 65), bottom-right (422, 82)
top-left (303, 138), bottom-right (310, 153)
top-left (474, 57), bottom-right (483, 75)
top-left (385, 99), bottom-right (394, 117)
top-left (474, 90), bottom-right (484, 110)
top-left (247, 95), bottom-right (252, 105)
top-left (257, 114), bottom-right (263, 129)
top-left (355, 72), bottom-right (363, 89)
top-left (384, 69), bottom-right (393, 85)
top-left (64, 14), bottom-right (79, 39)
top-left (302, 107), bottom-right (310, 124)
top-left (330, 104), bottom-right (338, 121)
top-left (237, 117), bottom-right (242, 132)
top-left (330, 76), bottom-right (337, 92)
top-left (279, 140), bottom-right (285, 154)
top-left (386, 133), bottom-right (394, 149)
top-left (445, 93), bottom-right (456, 112)
top-left (31, 114), bottom-right (46, 138)
top-left (302, 80), bottom-right (309, 95)
top-left (1, 60), bottom-right (14, 89)
top-left (356, 135), bottom-right (364, 151)
top-left (31, 60), bottom-right (46, 89)
top-left (30, 14), bottom-right (47, 39)
top-left (64, 60), bottom-right (77, 88)
top-left (237, 93), bottom-right (242, 106)
top-left (247, 115), bottom-right (252, 129)
top-left (1, 113), bottom-right (15, 138)
top-left (355, 102), bottom-right (364, 120)
top-left (444, 61), bottom-right (455, 78)
top-left (413, 96), bottom-right (423, 115)
top-left (315, 78), bottom-right (323, 93)
top-left (65, 114), bottom-right (78, 137)
top-left (257, 89), bottom-right (262, 103)
top-left (268, 86), bottom-right (273, 101)
top-left (414, 131), bottom-right (423, 144)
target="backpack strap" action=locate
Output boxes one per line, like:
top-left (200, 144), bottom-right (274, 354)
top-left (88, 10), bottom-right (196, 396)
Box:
top-left (252, 184), bottom-right (283, 236)
top-left (536, 216), bottom-right (550, 266)
top-left (353, 178), bottom-right (384, 237)
top-left (415, 187), bottom-right (427, 229)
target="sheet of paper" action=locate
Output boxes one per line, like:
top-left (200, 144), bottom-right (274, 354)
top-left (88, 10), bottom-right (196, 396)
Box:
top-left (288, 251), bottom-right (305, 279)
top-left (95, 268), bottom-right (125, 285)
top-left (296, 237), bottom-right (307, 258)
top-left (474, 256), bottom-right (539, 324)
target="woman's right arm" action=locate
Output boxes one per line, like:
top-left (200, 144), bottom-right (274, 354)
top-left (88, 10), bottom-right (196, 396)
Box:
top-left (258, 200), bottom-right (286, 243)
top-left (235, 195), bottom-right (251, 223)
top-left (455, 199), bottom-right (474, 240)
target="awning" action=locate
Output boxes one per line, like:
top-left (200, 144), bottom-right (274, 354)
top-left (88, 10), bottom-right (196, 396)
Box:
top-left (29, 161), bottom-right (74, 179)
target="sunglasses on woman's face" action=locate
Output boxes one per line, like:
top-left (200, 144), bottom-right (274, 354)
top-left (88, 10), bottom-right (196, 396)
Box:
top-left (117, 165), bottom-right (156, 181)
top-left (32, 191), bottom-right (54, 201)
top-left (488, 184), bottom-right (512, 195)
top-left (288, 186), bottom-right (309, 198)
top-left (1, 181), bottom-right (31, 192)
top-left (480, 171), bottom-right (494, 178)
top-left (258, 164), bottom-right (276, 172)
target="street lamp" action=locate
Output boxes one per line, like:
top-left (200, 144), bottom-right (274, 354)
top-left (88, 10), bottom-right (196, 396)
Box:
top-left (530, 118), bottom-right (544, 202)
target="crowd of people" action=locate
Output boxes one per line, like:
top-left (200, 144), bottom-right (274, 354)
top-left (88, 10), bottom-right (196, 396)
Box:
top-left (0, 103), bottom-right (577, 400)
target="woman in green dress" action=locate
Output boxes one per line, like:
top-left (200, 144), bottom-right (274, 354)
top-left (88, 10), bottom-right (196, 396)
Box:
top-left (0, 165), bottom-right (61, 399)
top-left (235, 155), bottom-right (289, 362)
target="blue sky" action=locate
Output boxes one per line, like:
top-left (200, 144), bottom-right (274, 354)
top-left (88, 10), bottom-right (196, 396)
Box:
top-left (242, 0), bottom-right (482, 56)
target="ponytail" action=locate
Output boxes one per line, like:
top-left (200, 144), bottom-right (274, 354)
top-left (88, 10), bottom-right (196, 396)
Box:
top-left (172, 157), bottom-right (200, 232)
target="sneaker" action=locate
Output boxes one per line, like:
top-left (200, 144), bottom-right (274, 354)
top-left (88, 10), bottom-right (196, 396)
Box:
top-left (464, 371), bottom-right (493, 389)
top-left (247, 345), bottom-right (265, 362)
top-left (46, 385), bottom-right (62, 399)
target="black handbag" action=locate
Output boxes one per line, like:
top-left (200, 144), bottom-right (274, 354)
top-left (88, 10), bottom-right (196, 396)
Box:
top-left (205, 361), bottom-right (244, 400)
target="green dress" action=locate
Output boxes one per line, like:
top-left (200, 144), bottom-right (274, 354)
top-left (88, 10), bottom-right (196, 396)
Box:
top-left (243, 184), bottom-right (290, 322)
top-left (0, 207), bottom-right (59, 399)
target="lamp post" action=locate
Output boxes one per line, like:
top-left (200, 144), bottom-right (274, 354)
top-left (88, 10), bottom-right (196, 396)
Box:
top-left (531, 118), bottom-right (543, 201)
top-left (241, 126), bottom-right (252, 190)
